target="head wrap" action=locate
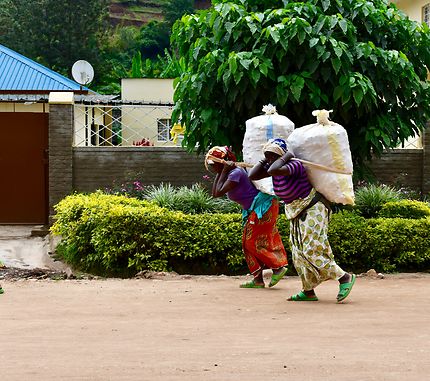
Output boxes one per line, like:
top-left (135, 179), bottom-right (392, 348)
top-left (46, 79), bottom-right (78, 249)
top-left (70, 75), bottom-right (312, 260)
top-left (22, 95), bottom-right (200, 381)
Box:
top-left (205, 146), bottom-right (237, 170)
top-left (262, 138), bottom-right (288, 157)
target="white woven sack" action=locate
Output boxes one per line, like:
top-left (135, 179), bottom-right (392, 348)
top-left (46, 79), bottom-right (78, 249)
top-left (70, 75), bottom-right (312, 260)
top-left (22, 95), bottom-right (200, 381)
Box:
top-left (243, 104), bottom-right (294, 195)
top-left (287, 110), bottom-right (355, 205)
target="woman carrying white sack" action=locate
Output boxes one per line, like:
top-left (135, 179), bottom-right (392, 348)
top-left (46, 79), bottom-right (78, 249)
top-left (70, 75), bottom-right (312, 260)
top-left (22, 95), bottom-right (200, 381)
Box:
top-left (248, 138), bottom-right (356, 302)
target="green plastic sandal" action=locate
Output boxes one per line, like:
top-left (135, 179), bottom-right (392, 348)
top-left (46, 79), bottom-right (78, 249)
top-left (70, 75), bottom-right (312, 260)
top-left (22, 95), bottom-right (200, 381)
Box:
top-left (288, 291), bottom-right (318, 301)
top-left (0, 287), bottom-right (4, 294)
top-left (337, 274), bottom-right (356, 302)
top-left (269, 267), bottom-right (288, 288)
top-left (240, 280), bottom-right (265, 288)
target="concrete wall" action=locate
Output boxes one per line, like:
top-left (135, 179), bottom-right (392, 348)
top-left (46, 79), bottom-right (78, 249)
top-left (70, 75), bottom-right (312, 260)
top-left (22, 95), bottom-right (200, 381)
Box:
top-left (73, 147), bottom-right (207, 192)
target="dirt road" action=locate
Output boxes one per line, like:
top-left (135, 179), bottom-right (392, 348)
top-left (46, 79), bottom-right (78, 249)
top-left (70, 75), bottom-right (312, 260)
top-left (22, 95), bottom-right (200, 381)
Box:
top-left (1, 273), bottom-right (429, 381)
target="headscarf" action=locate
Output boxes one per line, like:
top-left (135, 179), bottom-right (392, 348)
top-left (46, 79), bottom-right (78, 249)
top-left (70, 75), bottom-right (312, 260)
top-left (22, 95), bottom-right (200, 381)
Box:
top-left (262, 138), bottom-right (288, 157)
top-left (205, 146), bottom-right (237, 170)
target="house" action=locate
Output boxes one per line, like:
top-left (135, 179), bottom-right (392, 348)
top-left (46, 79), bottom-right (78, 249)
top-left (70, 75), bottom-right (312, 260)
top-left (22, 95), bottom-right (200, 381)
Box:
top-left (120, 78), bottom-right (177, 146)
top-left (0, 44), bottom-right (88, 224)
top-left (73, 78), bottom-right (179, 147)
top-left (0, 44), bottom-right (205, 225)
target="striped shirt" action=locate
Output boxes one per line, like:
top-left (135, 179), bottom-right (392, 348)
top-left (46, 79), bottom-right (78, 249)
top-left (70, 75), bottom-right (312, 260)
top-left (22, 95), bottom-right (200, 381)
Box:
top-left (272, 161), bottom-right (312, 204)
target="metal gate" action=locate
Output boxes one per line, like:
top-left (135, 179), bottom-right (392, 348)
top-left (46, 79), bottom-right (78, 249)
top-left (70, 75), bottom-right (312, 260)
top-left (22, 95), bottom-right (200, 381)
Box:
top-left (0, 112), bottom-right (48, 224)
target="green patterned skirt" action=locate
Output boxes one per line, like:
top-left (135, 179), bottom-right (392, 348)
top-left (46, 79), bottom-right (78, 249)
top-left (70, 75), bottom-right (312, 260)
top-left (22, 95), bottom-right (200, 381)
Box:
top-left (285, 190), bottom-right (345, 291)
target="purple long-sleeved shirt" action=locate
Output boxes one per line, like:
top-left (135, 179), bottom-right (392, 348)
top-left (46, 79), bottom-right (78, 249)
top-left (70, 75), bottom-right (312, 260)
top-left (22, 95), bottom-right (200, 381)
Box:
top-left (272, 161), bottom-right (312, 204)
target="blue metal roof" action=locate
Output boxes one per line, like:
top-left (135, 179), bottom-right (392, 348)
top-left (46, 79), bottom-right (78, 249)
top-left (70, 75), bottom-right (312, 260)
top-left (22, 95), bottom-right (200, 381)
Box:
top-left (0, 44), bottom-right (87, 91)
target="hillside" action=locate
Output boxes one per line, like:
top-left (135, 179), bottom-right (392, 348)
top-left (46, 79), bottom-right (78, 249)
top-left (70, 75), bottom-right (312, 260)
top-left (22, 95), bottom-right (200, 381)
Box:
top-left (109, 0), bottom-right (164, 26)
top-left (109, 0), bottom-right (211, 27)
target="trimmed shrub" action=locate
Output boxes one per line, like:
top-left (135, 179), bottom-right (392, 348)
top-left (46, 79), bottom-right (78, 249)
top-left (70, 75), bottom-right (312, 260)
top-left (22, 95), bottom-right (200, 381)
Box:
top-left (329, 212), bottom-right (430, 273)
top-left (51, 193), bottom-right (430, 277)
top-left (365, 217), bottom-right (430, 272)
top-left (328, 210), bottom-right (369, 271)
top-left (52, 193), bottom-right (246, 276)
top-left (377, 200), bottom-right (430, 219)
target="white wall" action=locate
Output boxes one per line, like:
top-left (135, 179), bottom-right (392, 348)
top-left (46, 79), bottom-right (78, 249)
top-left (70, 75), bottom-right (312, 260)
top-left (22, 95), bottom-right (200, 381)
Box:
top-left (121, 78), bottom-right (174, 103)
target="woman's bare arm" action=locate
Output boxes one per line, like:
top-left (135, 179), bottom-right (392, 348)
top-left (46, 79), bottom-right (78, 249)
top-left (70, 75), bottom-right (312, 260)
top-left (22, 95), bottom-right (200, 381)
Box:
top-left (267, 152), bottom-right (295, 176)
top-left (248, 160), bottom-right (270, 180)
top-left (212, 162), bottom-right (238, 197)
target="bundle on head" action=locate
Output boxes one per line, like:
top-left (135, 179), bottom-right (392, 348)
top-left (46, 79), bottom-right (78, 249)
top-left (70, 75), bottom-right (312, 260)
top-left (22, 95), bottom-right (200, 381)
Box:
top-left (204, 146), bottom-right (237, 170)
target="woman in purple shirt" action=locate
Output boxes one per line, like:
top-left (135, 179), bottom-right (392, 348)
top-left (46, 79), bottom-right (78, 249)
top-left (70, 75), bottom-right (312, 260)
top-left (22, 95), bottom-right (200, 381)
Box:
top-left (206, 146), bottom-right (288, 288)
top-left (249, 139), bottom-right (355, 303)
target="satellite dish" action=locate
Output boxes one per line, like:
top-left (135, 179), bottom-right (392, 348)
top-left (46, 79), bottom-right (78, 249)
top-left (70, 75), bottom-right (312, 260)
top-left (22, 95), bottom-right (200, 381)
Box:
top-left (71, 60), bottom-right (94, 85)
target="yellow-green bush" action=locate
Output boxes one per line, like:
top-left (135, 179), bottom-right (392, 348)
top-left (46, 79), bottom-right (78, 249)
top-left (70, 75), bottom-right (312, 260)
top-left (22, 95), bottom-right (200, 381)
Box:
top-left (377, 200), bottom-right (430, 219)
top-left (51, 193), bottom-right (430, 277)
top-left (329, 211), bottom-right (430, 272)
top-left (52, 193), bottom-right (246, 276)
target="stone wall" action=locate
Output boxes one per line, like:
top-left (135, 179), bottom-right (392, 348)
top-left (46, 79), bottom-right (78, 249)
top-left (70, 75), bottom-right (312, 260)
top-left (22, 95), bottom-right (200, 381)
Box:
top-left (422, 127), bottom-right (430, 194)
top-left (367, 149), bottom-right (423, 190)
top-left (48, 104), bottom-right (73, 217)
top-left (73, 147), bottom-right (207, 192)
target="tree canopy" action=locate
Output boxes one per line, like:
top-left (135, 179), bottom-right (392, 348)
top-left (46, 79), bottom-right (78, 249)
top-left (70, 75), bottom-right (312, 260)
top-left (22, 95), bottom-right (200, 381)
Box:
top-left (0, 0), bottom-right (109, 76)
top-left (171, 0), bottom-right (430, 170)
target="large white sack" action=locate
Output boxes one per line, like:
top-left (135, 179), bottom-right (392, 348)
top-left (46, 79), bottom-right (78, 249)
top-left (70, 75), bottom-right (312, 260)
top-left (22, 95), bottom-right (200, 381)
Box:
top-left (287, 110), bottom-right (355, 205)
top-left (243, 104), bottom-right (294, 194)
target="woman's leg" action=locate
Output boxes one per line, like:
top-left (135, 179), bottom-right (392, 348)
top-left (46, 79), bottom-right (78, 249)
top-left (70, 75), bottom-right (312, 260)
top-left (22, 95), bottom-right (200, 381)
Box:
top-left (289, 202), bottom-right (355, 301)
top-left (245, 201), bottom-right (288, 271)
top-left (241, 222), bottom-right (266, 287)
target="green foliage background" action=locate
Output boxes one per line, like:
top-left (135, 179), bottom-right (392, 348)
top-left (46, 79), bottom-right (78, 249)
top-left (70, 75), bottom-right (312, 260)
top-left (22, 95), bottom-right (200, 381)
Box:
top-left (0, 0), bottom-right (196, 93)
top-left (171, 0), bottom-right (430, 170)
top-left (0, 0), bottom-right (109, 77)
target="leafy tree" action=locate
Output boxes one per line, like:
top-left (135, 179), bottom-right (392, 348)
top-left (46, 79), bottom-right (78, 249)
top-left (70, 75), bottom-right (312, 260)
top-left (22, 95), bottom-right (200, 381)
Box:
top-left (94, 25), bottom-right (142, 94)
top-left (130, 49), bottom-right (186, 78)
top-left (171, 0), bottom-right (430, 170)
top-left (162, 0), bottom-right (195, 27)
top-left (139, 20), bottom-right (171, 59)
top-left (0, 0), bottom-right (109, 77)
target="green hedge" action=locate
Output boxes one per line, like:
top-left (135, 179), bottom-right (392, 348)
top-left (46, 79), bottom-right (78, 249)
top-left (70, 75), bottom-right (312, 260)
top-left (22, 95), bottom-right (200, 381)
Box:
top-left (377, 200), bottom-right (430, 219)
top-left (51, 193), bottom-right (430, 277)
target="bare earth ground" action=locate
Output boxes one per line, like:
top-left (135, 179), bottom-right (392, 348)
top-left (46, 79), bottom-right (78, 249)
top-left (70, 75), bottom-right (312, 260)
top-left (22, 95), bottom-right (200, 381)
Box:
top-left (1, 272), bottom-right (430, 381)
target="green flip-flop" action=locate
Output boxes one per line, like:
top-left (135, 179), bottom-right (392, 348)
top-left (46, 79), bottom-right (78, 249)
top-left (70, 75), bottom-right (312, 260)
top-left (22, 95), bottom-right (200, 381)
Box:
top-left (240, 280), bottom-right (265, 288)
top-left (337, 274), bottom-right (356, 302)
top-left (0, 287), bottom-right (4, 294)
top-left (269, 267), bottom-right (288, 288)
top-left (288, 291), bottom-right (318, 301)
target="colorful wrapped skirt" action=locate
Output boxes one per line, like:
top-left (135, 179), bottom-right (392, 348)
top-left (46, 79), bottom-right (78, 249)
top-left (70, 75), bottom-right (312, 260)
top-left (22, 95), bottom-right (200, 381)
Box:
top-left (242, 195), bottom-right (288, 274)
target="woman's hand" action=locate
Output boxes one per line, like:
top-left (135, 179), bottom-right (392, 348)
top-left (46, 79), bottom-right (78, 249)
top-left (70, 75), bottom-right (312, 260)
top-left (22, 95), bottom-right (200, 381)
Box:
top-left (222, 161), bottom-right (236, 172)
top-left (279, 152), bottom-right (294, 164)
top-left (267, 151), bottom-right (295, 176)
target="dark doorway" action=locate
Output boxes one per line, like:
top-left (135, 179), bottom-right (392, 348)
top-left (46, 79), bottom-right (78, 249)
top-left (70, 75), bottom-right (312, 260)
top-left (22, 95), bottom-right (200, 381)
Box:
top-left (0, 112), bottom-right (48, 223)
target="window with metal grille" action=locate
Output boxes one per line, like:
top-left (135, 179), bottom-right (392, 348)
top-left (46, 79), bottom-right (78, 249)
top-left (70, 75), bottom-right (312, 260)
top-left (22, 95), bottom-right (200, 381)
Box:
top-left (157, 118), bottom-right (172, 142)
top-left (423, 4), bottom-right (430, 26)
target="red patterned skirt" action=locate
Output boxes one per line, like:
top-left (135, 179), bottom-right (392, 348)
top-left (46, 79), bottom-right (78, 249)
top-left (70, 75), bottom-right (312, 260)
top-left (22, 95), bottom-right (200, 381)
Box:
top-left (242, 199), bottom-right (288, 274)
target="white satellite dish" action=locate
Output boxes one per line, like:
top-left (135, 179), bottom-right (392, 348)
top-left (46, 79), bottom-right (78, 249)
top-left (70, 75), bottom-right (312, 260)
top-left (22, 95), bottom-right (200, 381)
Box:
top-left (71, 60), bottom-right (94, 85)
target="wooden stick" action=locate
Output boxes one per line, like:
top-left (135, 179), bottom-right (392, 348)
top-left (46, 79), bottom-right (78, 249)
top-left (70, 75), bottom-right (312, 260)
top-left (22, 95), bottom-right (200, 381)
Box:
top-left (291, 158), bottom-right (352, 175)
top-left (206, 154), bottom-right (352, 175)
